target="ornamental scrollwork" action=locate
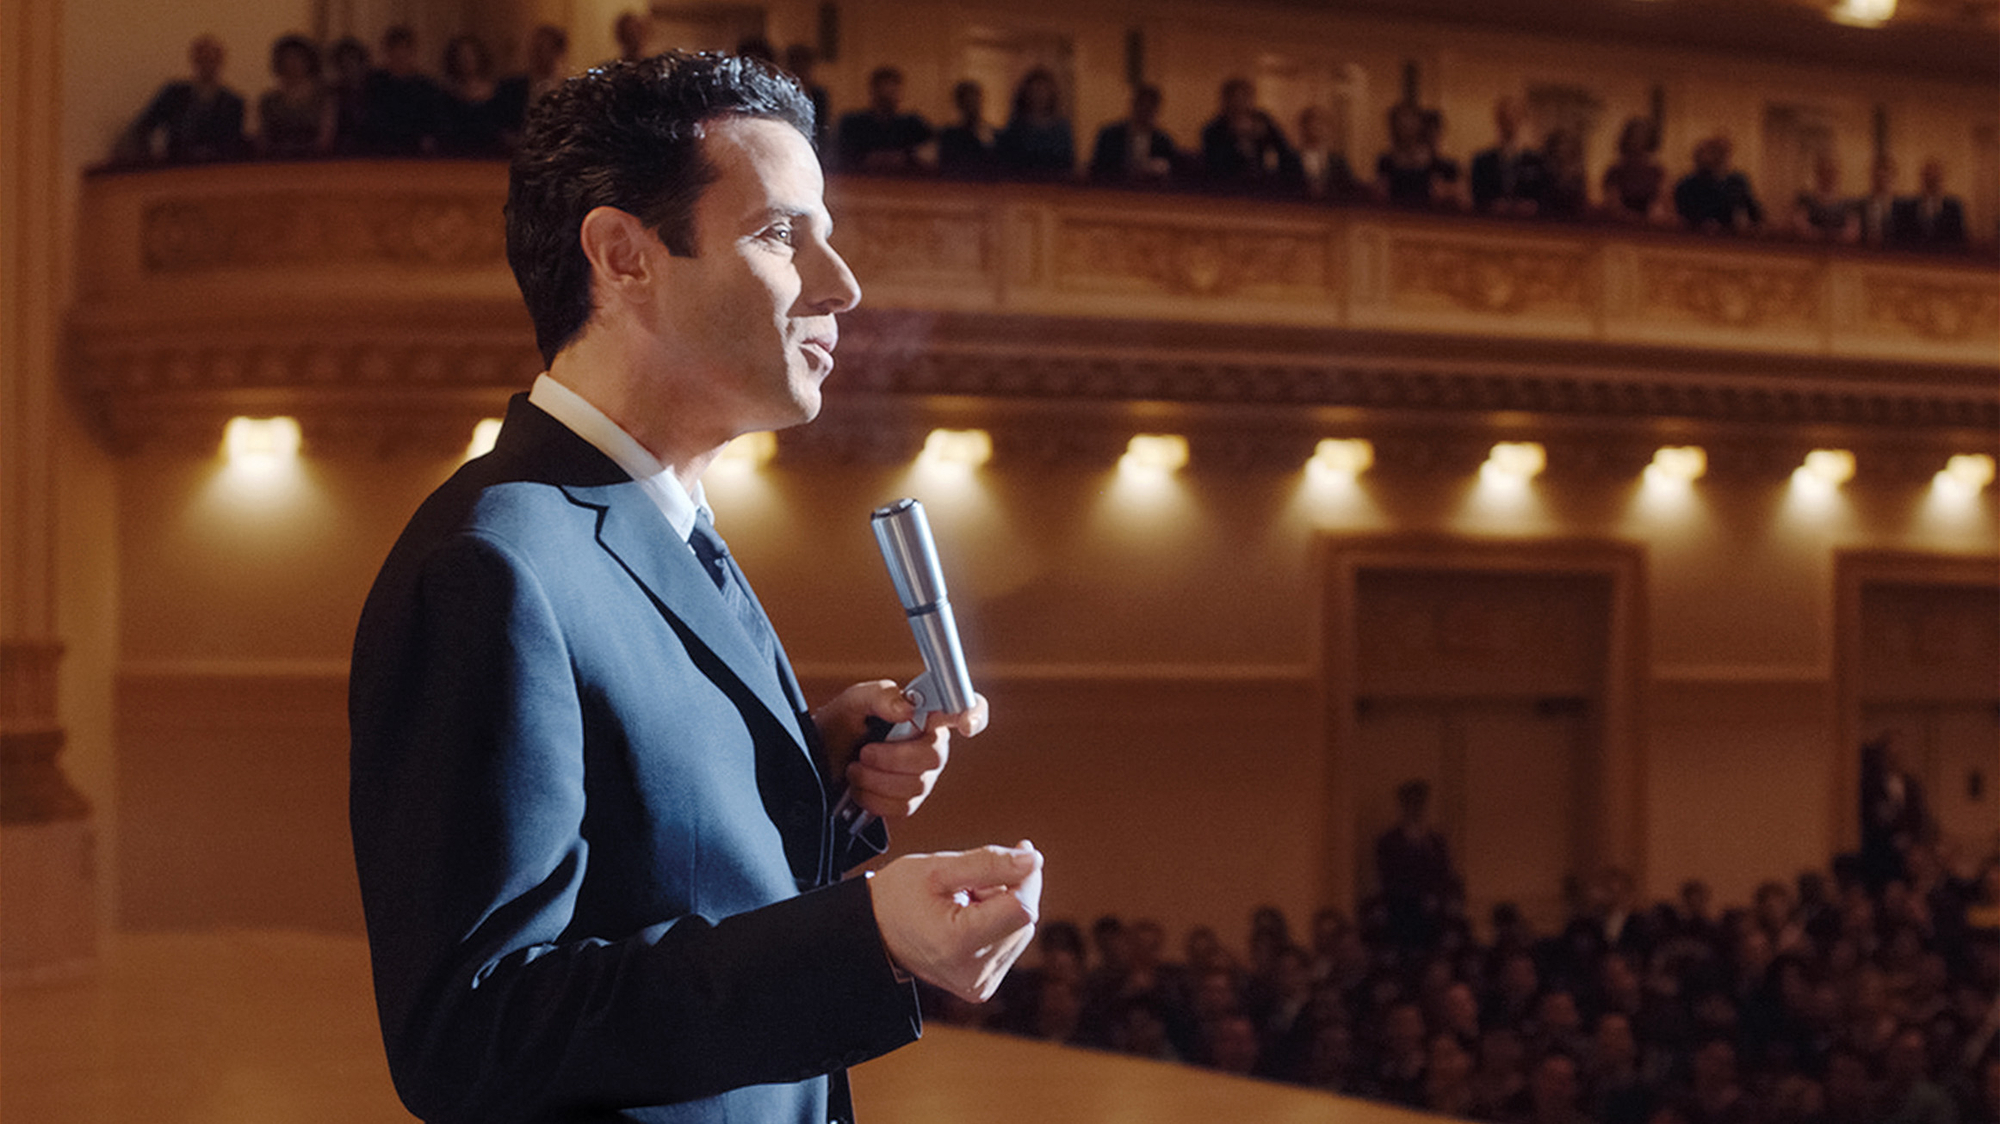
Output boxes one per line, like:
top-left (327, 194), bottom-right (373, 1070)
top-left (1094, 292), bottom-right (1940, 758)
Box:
top-left (1389, 240), bottom-right (1590, 315)
top-left (1639, 257), bottom-right (1820, 328)
top-left (142, 194), bottom-right (505, 272)
top-left (1863, 276), bottom-right (2000, 343)
top-left (1053, 218), bottom-right (1331, 299)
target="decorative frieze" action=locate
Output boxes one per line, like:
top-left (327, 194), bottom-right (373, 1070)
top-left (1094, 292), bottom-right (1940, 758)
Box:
top-left (1862, 274), bottom-right (2000, 344)
top-left (1638, 254), bottom-right (1822, 329)
top-left (1053, 216), bottom-right (1332, 300)
top-left (1389, 239), bottom-right (1590, 315)
top-left (143, 193), bottom-right (506, 272)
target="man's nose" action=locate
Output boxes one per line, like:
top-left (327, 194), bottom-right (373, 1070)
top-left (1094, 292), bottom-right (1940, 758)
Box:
top-left (804, 242), bottom-right (861, 315)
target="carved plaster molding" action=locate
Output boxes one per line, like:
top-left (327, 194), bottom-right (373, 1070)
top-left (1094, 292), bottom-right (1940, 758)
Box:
top-left (1639, 255), bottom-right (1822, 329)
top-left (1054, 216), bottom-right (1333, 300)
top-left (143, 193), bottom-right (507, 272)
top-left (1389, 239), bottom-right (1590, 315)
top-left (1863, 274), bottom-right (2000, 343)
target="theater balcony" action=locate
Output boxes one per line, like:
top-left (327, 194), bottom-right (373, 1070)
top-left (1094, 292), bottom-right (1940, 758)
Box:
top-left (68, 158), bottom-right (1998, 470)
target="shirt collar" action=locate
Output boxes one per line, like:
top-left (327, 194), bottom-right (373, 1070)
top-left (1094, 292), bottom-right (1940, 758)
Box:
top-left (528, 373), bottom-right (708, 540)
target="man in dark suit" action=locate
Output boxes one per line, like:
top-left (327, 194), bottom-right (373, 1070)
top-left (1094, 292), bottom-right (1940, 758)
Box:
top-left (115, 34), bottom-right (246, 163)
top-left (1469, 97), bottom-right (1546, 216)
top-left (1891, 158), bottom-right (1969, 248)
top-left (1088, 84), bottom-right (1179, 184)
top-left (350, 53), bottom-right (1042, 1124)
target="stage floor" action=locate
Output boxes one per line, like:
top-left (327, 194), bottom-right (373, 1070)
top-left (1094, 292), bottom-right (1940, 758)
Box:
top-left (1, 931), bottom-right (1438, 1123)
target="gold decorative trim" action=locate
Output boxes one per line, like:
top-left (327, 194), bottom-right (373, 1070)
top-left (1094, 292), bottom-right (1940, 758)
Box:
top-left (142, 193), bottom-right (506, 272)
top-left (1863, 275), bottom-right (2000, 343)
top-left (1639, 256), bottom-right (1822, 329)
top-left (833, 205), bottom-right (997, 286)
top-left (1390, 240), bottom-right (1590, 315)
top-left (1054, 217), bottom-right (1332, 299)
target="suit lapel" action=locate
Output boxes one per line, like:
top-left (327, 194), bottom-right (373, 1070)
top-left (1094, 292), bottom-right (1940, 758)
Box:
top-left (573, 478), bottom-right (811, 762)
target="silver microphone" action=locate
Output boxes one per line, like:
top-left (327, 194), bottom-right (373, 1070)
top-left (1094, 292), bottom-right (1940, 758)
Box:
top-left (832, 498), bottom-right (976, 837)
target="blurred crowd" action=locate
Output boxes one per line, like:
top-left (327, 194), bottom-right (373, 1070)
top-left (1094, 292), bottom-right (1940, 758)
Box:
top-left (932, 778), bottom-right (2000, 1124)
top-left (114, 23), bottom-right (1979, 253)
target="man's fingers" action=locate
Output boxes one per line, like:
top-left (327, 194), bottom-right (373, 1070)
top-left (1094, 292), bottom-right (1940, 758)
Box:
top-left (929, 843), bottom-right (1040, 900)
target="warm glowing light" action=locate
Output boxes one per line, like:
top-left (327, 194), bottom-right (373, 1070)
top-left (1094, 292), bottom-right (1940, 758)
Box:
top-left (919, 428), bottom-right (993, 468)
top-left (1121, 434), bottom-right (1189, 473)
top-left (1829, 0), bottom-right (1895, 25)
top-left (467, 418), bottom-right (503, 460)
top-left (1482, 441), bottom-right (1545, 480)
top-left (1800, 448), bottom-right (1856, 486)
top-left (1647, 446), bottom-right (1707, 483)
top-left (1309, 438), bottom-right (1375, 477)
top-left (715, 431), bottom-right (777, 469)
top-left (223, 416), bottom-right (302, 464)
top-left (1942, 453), bottom-right (1995, 491)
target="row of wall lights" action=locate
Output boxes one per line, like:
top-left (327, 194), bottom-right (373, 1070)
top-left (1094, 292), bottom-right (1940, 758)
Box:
top-left (227, 416), bottom-right (1995, 496)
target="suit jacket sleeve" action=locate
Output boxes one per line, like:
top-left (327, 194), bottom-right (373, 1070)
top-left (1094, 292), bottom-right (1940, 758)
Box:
top-left (351, 525), bottom-right (919, 1123)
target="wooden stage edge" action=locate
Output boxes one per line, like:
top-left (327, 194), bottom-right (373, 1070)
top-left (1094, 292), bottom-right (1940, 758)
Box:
top-left (0, 929), bottom-right (1451, 1123)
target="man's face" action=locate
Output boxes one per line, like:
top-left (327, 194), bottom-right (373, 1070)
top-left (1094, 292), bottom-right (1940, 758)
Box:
top-left (648, 117), bottom-right (860, 446)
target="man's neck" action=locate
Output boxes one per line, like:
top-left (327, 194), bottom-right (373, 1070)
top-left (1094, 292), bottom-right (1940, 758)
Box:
top-left (547, 342), bottom-right (722, 494)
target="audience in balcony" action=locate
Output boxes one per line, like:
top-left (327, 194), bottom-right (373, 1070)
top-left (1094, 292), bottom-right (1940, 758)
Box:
top-left (1201, 77), bottom-right (1296, 191)
top-left (935, 80), bottom-right (996, 177)
top-left (1088, 83), bottom-right (1179, 185)
top-left (994, 68), bottom-right (1076, 179)
top-left (108, 33), bottom-right (1991, 255)
top-left (1470, 97), bottom-right (1548, 217)
top-left (1792, 153), bottom-right (1857, 243)
top-left (327, 37), bottom-right (371, 153)
top-left (1856, 155), bottom-right (1901, 249)
top-left (835, 65), bottom-right (933, 172)
top-left (782, 43), bottom-right (831, 150)
top-left (1673, 135), bottom-right (1763, 233)
top-left (1290, 105), bottom-right (1358, 200)
top-left (358, 26), bottom-right (445, 155)
top-left (1894, 159), bottom-right (1968, 249)
top-left (255, 35), bottom-right (336, 158)
top-left (437, 35), bottom-right (510, 156)
top-left (612, 11), bottom-right (649, 64)
top-left (1601, 116), bottom-right (1669, 224)
top-left (117, 34), bottom-right (247, 164)
top-left (939, 830), bottom-right (2000, 1124)
top-left (1376, 101), bottom-right (1461, 208)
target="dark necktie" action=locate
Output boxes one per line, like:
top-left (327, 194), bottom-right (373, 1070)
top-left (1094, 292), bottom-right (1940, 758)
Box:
top-left (687, 512), bottom-right (781, 676)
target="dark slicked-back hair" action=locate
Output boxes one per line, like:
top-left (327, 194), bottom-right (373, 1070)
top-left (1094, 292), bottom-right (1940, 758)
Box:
top-left (505, 52), bottom-right (815, 365)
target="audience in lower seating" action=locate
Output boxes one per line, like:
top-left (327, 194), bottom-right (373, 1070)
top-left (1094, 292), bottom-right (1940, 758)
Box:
top-left (934, 841), bottom-right (2000, 1124)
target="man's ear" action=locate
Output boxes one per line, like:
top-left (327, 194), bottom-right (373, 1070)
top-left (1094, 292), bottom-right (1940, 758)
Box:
top-left (577, 206), bottom-right (657, 307)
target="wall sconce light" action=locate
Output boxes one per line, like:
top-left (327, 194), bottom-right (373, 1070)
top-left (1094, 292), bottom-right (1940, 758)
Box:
top-left (223, 416), bottom-right (302, 465)
top-left (1121, 434), bottom-right (1189, 474)
top-left (1799, 448), bottom-right (1856, 486)
top-left (1309, 438), bottom-right (1375, 477)
top-left (1829, 0), bottom-right (1895, 25)
top-left (1647, 445), bottom-right (1707, 483)
top-left (715, 430), bottom-right (777, 469)
top-left (1939, 453), bottom-right (1995, 492)
top-left (467, 418), bottom-right (503, 460)
top-left (1482, 441), bottom-right (1545, 481)
top-left (919, 428), bottom-right (993, 468)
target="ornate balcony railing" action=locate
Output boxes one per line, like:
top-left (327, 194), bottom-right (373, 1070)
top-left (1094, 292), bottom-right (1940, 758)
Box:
top-left (68, 160), bottom-right (1998, 459)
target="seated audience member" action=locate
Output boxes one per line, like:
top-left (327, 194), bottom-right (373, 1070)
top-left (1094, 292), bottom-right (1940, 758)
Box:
top-left (256, 34), bottom-right (335, 158)
top-left (1792, 151), bottom-right (1857, 241)
top-left (438, 34), bottom-right (508, 155)
top-left (1470, 96), bottom-right (1547, 215)
top-left (1892, 158), bottom-right (1969, 248)
top-left (1089, 83), bottom-right (1178, 185)
top-left (1856, 155), bottom-right (1901, 248)
top-left (782, 43), bottom-right (830, 150)
top-left (1673, 135), bottom-right (1761, 233)
top-left (1539, 126), bottom-right (1589, 219)
top-left (836, 66), bottom-right (933, 172)
top-left (359, 26), bottom-right (445, 155)
top-left (327, 37), bottom-right (370, 152)
top-left (1602, 115), bottom-right (1667, 222)
top-left (117, 34), bottom-right (247, 163)
top-left (936, 80), bottom-right (994, 176)
top-left (1424, 1032), bottom-right (1479, 1117)
top-left (1526, 1051), bottom-right (1595, 1124)
top-left (493, 24), bottom-right (569, 145)
top-left (611, 10), bottom-right (649, 63)
top-left (995, 67), bottom-right (1075, 179)
top-left (1289, 105), bottom-right (1355, 200)
top-left (1882, 1024), bottom-right (1960, 1124)
top-left (1201, 77), bottom-right (1294, 189)
top-left (1375, 101), bottom-right (1459, 207)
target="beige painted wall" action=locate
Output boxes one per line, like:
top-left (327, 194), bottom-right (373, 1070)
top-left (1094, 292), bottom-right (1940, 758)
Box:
top-left (107, 435), bottom-right (1997, 942)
